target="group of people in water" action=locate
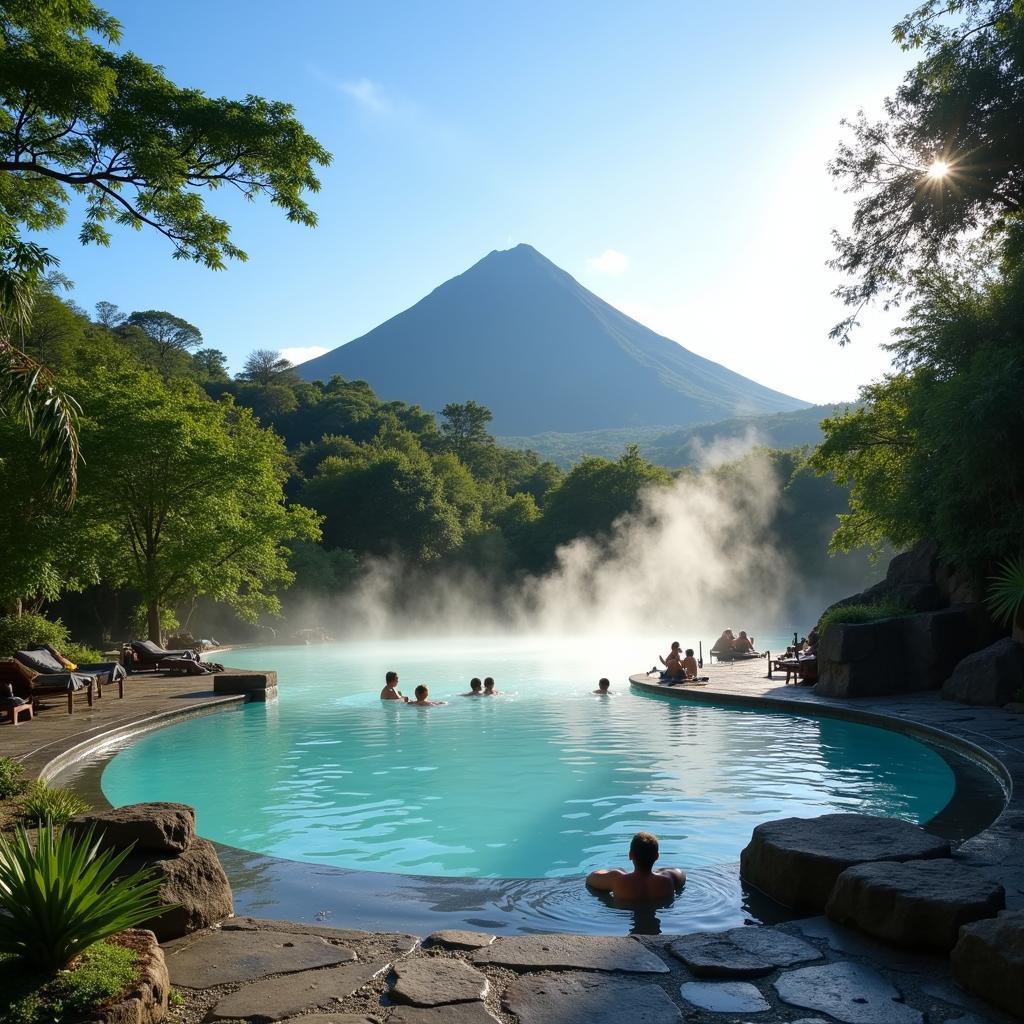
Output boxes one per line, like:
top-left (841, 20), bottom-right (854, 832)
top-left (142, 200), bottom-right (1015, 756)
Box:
top-left (380, 670), bottom-right (507, 705)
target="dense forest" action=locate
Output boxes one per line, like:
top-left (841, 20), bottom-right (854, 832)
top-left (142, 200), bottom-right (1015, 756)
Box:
top-left (0, 282), bottom-right (878, 646)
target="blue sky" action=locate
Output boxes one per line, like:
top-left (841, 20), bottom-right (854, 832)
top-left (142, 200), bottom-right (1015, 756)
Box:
top-left (42, 0), bottom-right (916, 407)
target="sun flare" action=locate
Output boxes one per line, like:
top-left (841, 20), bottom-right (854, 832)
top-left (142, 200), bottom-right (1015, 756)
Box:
top-left (927, 159), bottom-right (950, 179)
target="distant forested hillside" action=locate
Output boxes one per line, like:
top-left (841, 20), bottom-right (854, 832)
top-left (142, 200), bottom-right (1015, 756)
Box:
top-left (499, 404), bottom-right (854, 469)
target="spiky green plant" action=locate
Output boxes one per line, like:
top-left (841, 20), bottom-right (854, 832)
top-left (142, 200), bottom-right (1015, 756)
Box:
top-left (986, 555), bottom-right (1024, 632)
top-left (19, 783), bottom-right (89, 828)
top-left (0, 822), bottom-right (166, 971)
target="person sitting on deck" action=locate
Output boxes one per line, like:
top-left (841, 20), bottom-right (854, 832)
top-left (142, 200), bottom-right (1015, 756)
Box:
top-left (380, 671), bottom-right (408, 702)
top-left (409, 684), bottom-right (446, 706)
top-left (586, 831), bottom-right (686, 902)
top-left (681, 649), bottom-right (699, 679)
top-left (483, 676), bottom-right (501, 695)
top-left (594, 677), bottom-right (611, 694)
top-left (659, 642), bottom-right (685, 679)
top-left (732, 630), bottom-right (756, 655)
top-left (462, 677), bottom-right (483, 696)
top-left (711, 629), bottom-right (735, 658)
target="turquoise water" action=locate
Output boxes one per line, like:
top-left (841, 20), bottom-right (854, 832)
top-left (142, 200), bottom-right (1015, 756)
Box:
top-left (102, 637), bottom-right (956, 880)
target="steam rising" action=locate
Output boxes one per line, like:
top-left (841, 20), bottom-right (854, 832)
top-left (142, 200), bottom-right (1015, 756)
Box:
top-left (308, 451), bottom-right (795, 641)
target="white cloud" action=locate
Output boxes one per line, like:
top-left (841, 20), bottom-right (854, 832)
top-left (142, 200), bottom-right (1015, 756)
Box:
top-left (280, 345), bottom-right (329, 366)
top-left (338, 77), bottom-right (391, 114)
top-left (587, 249), bottom-right (629, 275)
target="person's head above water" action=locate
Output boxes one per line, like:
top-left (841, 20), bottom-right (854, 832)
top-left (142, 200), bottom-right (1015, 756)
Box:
top-left (469, 677), bottom-right (482, 691)
top-left (414, 684), bottom-right (428, 700)
top-left (483, 677), bottom-right (495, 690)
top-left (629, 831), bottom-right (661, 872)
top-left (385, 671), bottom-right (398, 686)
top-left (597, 678), bottom-right (610, 691)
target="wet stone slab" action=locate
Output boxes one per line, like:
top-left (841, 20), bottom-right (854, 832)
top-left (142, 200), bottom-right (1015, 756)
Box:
top-left (471, 934), bottom-right (669, 973)
top-left (208, 959), bottom-right (392, 1021)
top-left (389, 1005), bottom-right (500, 1024)
top-left (774, 962), bottom-right (924, 1024)
top-left (426, 930), bottom-right (495, 950)
top-left (669, 926), bottom-right (821, 978)
top-left (679, 980), bottom-right (770, 1014)
top-left (504, 972), bottom-right (682, 1024)
top-left (390, 957), bottom-right (488, 1006)
top-left (164, 929), bottom-right (356, 988)
top-left (277, 1017), bottom-right (379, 1024)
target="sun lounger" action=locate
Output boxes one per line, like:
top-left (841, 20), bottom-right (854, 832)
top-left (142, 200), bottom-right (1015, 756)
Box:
top-left (1, 658), bottom-right (94, 714)
top-left (128, 639), bottom-right (201, 670)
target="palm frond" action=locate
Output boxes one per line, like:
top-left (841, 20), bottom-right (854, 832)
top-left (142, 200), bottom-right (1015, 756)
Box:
top-left (0, 339), bottom-right (82, 507)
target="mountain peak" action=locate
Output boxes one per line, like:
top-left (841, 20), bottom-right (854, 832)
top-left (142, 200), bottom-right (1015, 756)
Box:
top-left (297, 248), bottom-right (808, 434)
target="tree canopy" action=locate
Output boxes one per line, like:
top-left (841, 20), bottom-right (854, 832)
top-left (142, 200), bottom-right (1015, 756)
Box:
top-left (829, 0), bottom-right (1024, 341)
top-left (0, 0), bottom-right (331, 268)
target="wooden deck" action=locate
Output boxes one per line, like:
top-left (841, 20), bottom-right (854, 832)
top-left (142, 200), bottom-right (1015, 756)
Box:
top-left (0, 671), bottom-right (248, 781)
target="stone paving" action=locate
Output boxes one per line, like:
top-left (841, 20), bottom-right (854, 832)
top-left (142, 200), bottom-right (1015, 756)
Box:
top-left (161, 916), bottom-right (1019, 1023)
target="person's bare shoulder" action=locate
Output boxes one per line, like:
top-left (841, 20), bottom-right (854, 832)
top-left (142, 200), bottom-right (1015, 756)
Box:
top-left (586, 868), bottom-right (626, 891)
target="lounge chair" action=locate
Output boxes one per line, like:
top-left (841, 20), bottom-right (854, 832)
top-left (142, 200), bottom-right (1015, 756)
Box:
top-left (17, 645), bottom-right (124, 699)
top-left (128, 639), bottom-right (201, 671)
top-left (1, 658), bottom-right (94, 715)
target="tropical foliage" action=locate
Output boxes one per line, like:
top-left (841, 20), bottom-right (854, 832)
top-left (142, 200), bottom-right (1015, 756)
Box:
top-left (0, 822), bottom-right (165, 971)
top-left (815, 0), bottom-right (1024, 593)
top-left (18, 783), bottom-right (89, 827)
top-left (0, 757), bottom-right (26, 801)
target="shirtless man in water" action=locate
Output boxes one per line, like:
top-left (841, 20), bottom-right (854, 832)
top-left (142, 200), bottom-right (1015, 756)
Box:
top-left (586, 832), bottom-right (686, 902)
top-left (409, 684), bottom-right (446, 706)
top-left (380, 671), bottom-right (408, 702)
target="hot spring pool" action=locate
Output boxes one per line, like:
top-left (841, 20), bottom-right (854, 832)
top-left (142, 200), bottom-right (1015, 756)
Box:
top-left (102, 637), bottom-right (960, 889)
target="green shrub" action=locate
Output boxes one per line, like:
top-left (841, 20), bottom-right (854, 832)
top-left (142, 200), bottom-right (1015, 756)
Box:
top-left (0, 758), bottom-right (27, 800)
top-left (0, 941), bottom-right (138, 1024)
top-left (0, 615), bottom-right (69, 658)
top-left (59, 642), bottom-right (106, 665)
top-left (0, 822), bottom-right (166, 971)
top-left (986, 555), bottom-right (1024, 629)
top-left (818, 601), bottom-right (911, 636)
top-left (19, 783), bottom-right (89, 827)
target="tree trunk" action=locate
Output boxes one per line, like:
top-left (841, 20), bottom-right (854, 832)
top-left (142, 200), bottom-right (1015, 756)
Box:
top-left (147, 601), bottom-right (162, 643)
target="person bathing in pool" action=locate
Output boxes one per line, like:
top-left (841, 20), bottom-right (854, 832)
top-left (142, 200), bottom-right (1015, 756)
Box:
top-left (461, 677), bottom-right (483, 696)
top-left (586, 831), bottom-right (686, 902)
top-left (482, 676), bottom-right (501, 695)
top-left (594, 677), bottom-right (612, 694)
top-left (409, 684), bottom-right (446, 706)
top-left (380, 671), bottom-right (408, 702)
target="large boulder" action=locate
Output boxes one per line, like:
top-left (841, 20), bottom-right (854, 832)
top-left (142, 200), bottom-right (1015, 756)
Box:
top-left (900, 605), bottom-right (988, 691)
top-left (121, 838), bottom-right (233, 941)
top-left (814, 617), bottom-right (907, 697)
top-left (825, 858), bottom-right (1005, 950)
top-left (70, 803), bottom-right (232, 942)
top-left (739, 813), bottom-right (950, 912)
top-left (68, 803), bottom-right (195, 854)
top-left (951, 909), bottom-right (1024, 1018)
top-left (942, 638), bottom-right (1024, 706)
